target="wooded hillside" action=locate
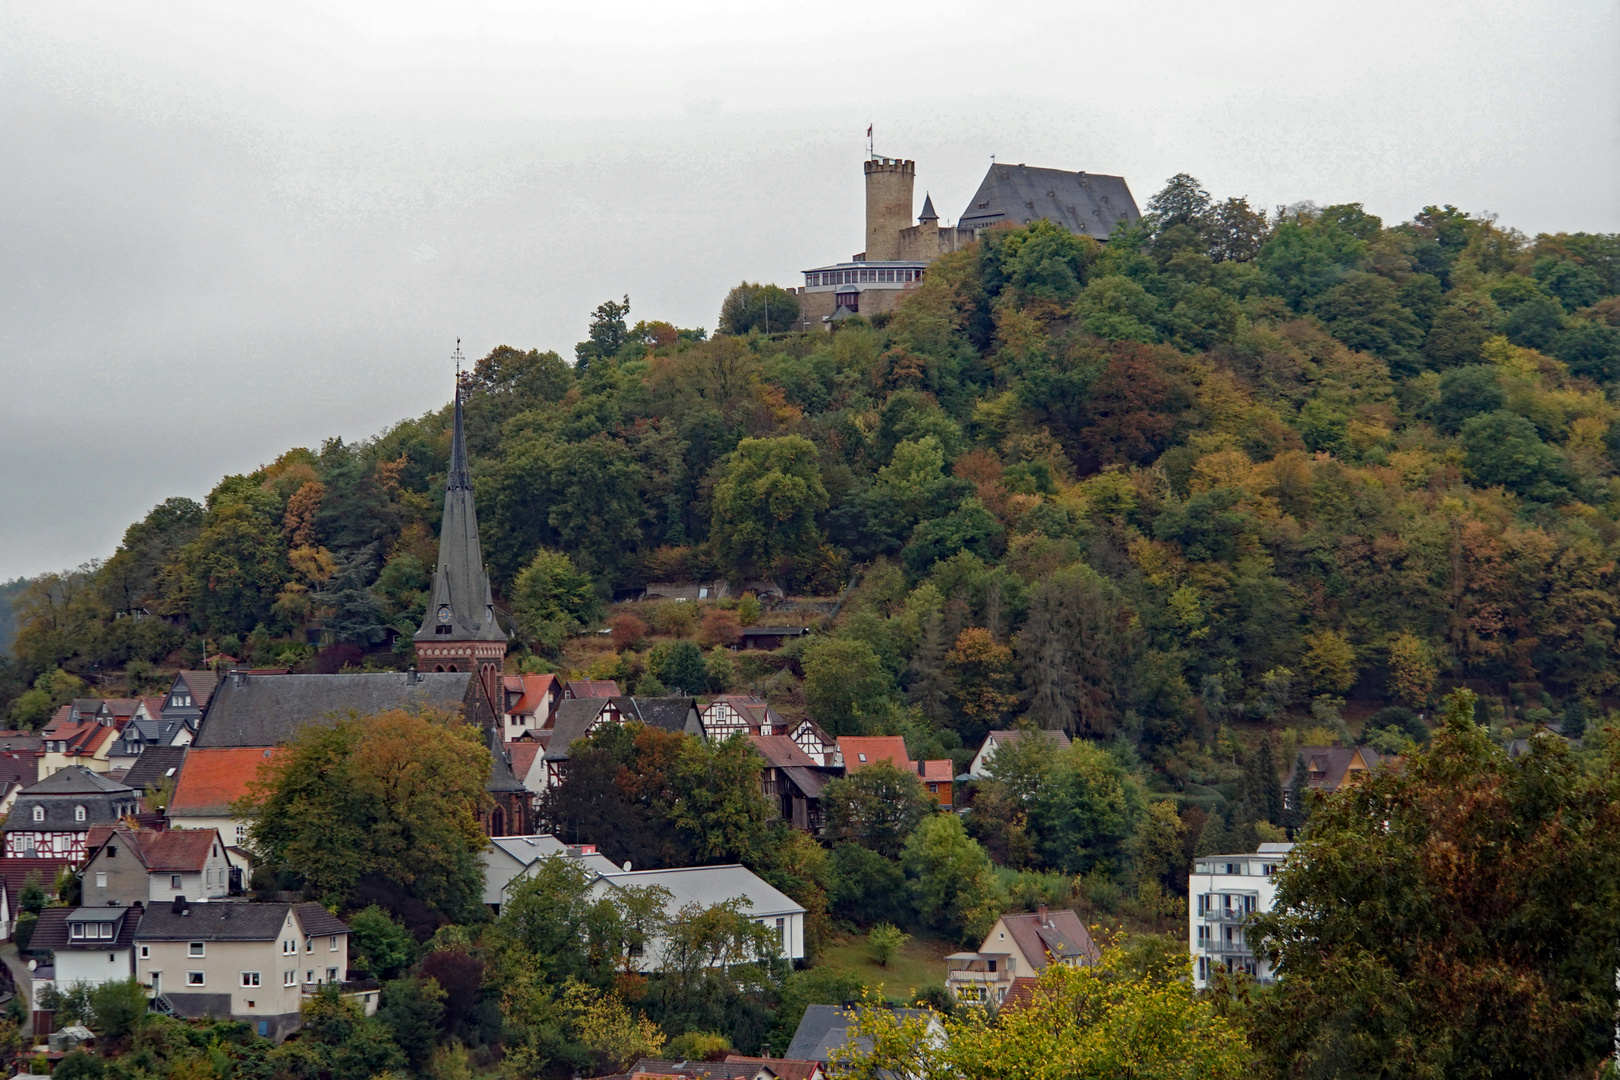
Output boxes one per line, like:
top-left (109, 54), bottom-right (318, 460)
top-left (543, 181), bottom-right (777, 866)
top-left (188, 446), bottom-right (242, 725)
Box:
top-left (7, 175), bottom-right (1620, 776)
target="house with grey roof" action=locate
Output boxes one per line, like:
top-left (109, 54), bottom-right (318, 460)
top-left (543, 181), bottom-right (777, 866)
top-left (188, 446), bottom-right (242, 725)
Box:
top-left (29, 904), bottom-right (144, 992)
top-left (481, 833), bottom-right (620, 910)
top-left (134, 900), bottom-right (353, 1041)
top-left (785, 1004), bottom-right (940, 1065)
top-left (587, 864), bottom-right (807, 971)
top-left (124, 745), bottom-right (186, 797)
top-left (3, 768), bottom-right (140, 861)
top-left (630, 697), bottom-right (703, 738)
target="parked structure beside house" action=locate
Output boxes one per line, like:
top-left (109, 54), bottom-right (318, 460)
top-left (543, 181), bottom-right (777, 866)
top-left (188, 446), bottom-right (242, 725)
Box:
top-left (945, 907), bottom-right (1099, 1006)
top-left (134, 900), bottom-right (352, 1041)
top-left (1189, 842), bottom-right (1291, 988)
top-left (735, 627), bottom-right (810, 651)
top-left (3, 768), bottom-right (140, 860)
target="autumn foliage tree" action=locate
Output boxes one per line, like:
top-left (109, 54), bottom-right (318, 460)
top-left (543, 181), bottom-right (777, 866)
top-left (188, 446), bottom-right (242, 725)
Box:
top-left (242, 706), bottom-right (492, 921)
top-left (943, 627), bottom-right (1017, 741)
top-left (1249, 690), bottom-right (1620, 1079)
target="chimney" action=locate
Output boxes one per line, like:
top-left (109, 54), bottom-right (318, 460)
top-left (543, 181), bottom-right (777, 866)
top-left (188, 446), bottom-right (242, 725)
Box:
top-left (1037, 904), bottom-right (1048, 924)
top-left (407, 666), bottom-right (420, 686)
top-left (173, 896), bottom-right (189, 916)
top-left (231, 669), bottom-right (248, 689)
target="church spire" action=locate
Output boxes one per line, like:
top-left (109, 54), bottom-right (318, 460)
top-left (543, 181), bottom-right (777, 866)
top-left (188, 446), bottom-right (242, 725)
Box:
top-left (415, 349), bottom-right (508, 657)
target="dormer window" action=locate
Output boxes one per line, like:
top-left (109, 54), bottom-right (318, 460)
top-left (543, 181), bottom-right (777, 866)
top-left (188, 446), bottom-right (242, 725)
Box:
top-left (32, 806), bottom-right (43, 823)
top-left (75, 805), bottom-right (87, 822)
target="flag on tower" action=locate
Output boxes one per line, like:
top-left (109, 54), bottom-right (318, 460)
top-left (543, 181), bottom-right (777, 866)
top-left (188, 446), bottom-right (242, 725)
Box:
top-left (866, 125), bottom-right (872, 138)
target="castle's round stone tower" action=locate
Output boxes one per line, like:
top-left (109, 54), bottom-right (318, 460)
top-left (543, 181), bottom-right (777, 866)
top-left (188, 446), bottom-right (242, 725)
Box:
top-left (864, 157), bottom-right (915, 262)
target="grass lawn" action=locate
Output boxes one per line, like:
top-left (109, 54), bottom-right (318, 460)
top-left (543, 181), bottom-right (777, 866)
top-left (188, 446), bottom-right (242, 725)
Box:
top-left (813, 929), bottom-right (958, 1000)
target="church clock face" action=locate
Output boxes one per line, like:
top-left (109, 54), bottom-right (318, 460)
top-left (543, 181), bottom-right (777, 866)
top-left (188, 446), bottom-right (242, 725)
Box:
top-left (437, 604), bottom-right (452, 624)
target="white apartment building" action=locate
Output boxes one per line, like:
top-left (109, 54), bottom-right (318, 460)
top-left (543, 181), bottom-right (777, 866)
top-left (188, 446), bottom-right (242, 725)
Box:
top-left (1188, 841), bottom-right (1292, 989)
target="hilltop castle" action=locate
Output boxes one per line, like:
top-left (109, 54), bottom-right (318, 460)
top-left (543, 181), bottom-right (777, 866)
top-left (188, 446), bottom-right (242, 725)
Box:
top-left (794, 155), bottom-right (1141, 329)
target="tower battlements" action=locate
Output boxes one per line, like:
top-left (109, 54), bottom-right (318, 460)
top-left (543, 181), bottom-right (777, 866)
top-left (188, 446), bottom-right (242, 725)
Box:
top-left (863, 157), bottom-right (915, 175)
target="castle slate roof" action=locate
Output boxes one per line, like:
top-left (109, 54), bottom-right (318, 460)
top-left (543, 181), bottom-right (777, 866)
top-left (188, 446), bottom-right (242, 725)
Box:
top-left (194, 671), bottom-right (473, 747)
top-left (415, 382), bottom-right (507, 645)
top-left (957, 163), bottom-right (1140, 241)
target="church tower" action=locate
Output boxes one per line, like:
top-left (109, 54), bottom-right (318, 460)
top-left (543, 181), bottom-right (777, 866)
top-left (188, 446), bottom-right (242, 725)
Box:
top-left (415, 364), bottom-right (530, 837)
top-left (414, 372), bottom-right (509, 684)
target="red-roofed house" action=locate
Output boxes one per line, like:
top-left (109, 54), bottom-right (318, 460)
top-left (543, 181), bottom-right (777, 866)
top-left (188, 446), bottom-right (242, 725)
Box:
top-left (505, 740), bottom-right (548, 793)
top-left (836, 736), bottom-right (910, 773)
top-left (82, 824), bottom-right (234, 905)
top-left (565, 679), bottom-right (621, 699)
top-left (502, 674), bottom-right (563, 741)
top-left (917, 759), bottom-right (954, 806)
top-left (167, 747), bottom-right (284, 847)
top-left (40, 722), bottom-right (119, 777)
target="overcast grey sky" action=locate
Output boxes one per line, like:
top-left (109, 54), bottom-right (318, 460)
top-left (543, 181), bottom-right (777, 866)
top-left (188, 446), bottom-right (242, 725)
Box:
top-left (2, 0), bottom-right (1617, 581)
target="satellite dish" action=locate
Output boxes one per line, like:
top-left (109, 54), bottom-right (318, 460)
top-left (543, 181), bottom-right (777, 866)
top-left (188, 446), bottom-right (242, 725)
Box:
top-left (622, 860), bottom-right (633, 872)
top-left (26, 959), bottom-right (36, 971)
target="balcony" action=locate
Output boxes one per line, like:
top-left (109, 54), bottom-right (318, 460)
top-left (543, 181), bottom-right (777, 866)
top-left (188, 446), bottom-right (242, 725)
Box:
top-left (945, 953), bottom-right (1014, 987)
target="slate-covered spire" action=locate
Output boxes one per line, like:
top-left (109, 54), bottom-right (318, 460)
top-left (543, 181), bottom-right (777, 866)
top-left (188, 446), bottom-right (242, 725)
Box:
top-left (918, 192), bottom-right (938, 224)
top-left (415, 374), bottom-right (507, 645)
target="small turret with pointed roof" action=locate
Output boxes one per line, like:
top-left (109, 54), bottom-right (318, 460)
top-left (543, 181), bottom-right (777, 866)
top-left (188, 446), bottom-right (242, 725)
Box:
top-left (918, 193), bottom-right (938, 224)
top-left (415, 349), bottom-right (509, 673)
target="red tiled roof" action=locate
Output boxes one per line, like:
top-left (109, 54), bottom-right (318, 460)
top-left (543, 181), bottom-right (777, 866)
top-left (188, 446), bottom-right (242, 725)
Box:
top-left (997, 976), bottom-right (1043, 1014)
top-left (838, 736), bottom-right (910, 772)
top-left (508, 674), bottom-right (558, 718)
top-left (568, 679), bottom-right (620, 698)
top-left (139, 829), bottom-right (219, 872)
top-left (506, 741), bottom-right (541, 780)
top-left (723, 1058), bottom-right (823, 1080)
top-left (44, 722), bottom-right (115, 758)
top-left (919, 759), bottom-right (953, 783)
top-left (140, 696), bottom-right (166, 718)
top-left (169, 747), bottom-right (284, 815)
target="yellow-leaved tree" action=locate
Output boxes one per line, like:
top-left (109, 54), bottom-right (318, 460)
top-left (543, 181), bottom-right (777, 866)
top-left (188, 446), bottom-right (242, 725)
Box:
top-left (834, 945), bottom-right (1252, 1080)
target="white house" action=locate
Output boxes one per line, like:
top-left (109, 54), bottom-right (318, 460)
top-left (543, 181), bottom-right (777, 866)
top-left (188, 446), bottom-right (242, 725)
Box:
top-left (1188, 842), bottom-right (1292, 988)
top-left (587, 864), bottom-right (807, 971)
top-left (967, 729), bottom-right (1071, 779)
top-left (29, 905), bottom-right (143, 992)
